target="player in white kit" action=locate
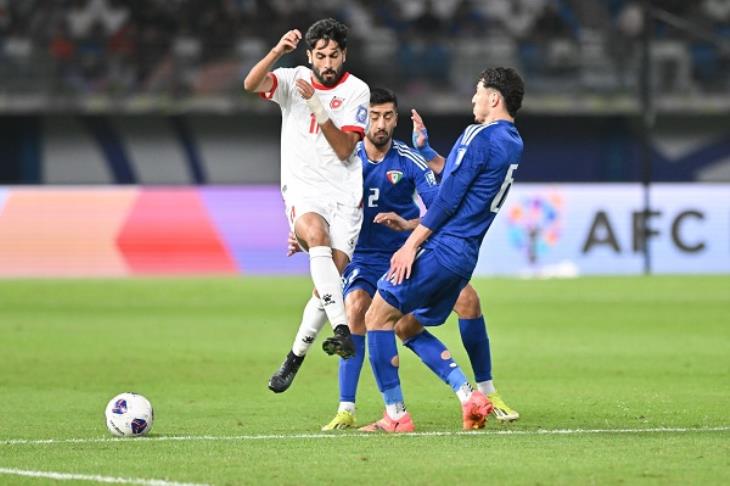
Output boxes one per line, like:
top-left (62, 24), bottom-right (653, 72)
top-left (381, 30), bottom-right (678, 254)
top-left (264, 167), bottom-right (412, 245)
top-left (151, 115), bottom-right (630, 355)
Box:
top-left (243, 18), bottom-right (370, 392)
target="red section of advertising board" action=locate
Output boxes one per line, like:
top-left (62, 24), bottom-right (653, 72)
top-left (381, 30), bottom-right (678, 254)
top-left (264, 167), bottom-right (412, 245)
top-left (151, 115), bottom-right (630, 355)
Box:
top-left (117, 189), bottom-right (236, 274)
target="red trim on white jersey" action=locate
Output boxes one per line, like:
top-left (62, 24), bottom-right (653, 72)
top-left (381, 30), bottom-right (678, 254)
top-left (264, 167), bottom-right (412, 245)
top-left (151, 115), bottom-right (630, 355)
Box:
top-left (310, 71), bottom-right (350, 91)
top-left (259, 72), bottom-right (278, 100)
top-left (341, 125), bottom-right (365, 140)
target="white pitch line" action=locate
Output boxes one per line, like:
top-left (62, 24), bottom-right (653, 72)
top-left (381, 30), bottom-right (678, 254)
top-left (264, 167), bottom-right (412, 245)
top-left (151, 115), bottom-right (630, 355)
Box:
top-left (2, 426), bottom-right (729, 446)
top-left (0, 467), bottom-right (209, 486)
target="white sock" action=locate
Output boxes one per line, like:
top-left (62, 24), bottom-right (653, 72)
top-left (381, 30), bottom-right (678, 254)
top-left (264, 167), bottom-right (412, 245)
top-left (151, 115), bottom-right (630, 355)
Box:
top-left (385, 402), bottom-right (407, 420)
top-left (291, 295), bottom-right (328, 357)
top-left (456, 383), bottom-right (474, 405)
top-left (338, 401), bottom-right (356, 414)
top-left (477, 380), bottom-right (496, 395)
top-left (308, 246), bottom-right (347, 330)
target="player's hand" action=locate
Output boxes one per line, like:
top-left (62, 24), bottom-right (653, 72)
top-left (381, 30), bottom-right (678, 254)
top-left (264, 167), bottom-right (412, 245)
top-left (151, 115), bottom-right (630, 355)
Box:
top-left (286, 231), bottom-right (302, 257)
top-left (296, 79), bottom-right (315, 100)
top-left (374, 212), bottom-right (410, 232)
top-left (411, 109), bottom-right (428, 148)
top-left (273, 29), bottom-right (302, 55)
top-left (387, 245), bottom-right (417, 285)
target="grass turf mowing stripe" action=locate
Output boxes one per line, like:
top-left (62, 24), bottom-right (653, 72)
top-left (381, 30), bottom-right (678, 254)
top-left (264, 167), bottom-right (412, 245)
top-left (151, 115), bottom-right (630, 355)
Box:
top-left (0, 467), bottom-right (209, 486)
top-left (3, 426), bottom-right (729, 446)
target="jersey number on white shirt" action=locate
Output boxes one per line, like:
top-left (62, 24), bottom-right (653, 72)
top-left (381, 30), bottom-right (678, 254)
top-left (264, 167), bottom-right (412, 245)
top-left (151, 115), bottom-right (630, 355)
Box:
top-left (308, 114), bottom-right (320, 134)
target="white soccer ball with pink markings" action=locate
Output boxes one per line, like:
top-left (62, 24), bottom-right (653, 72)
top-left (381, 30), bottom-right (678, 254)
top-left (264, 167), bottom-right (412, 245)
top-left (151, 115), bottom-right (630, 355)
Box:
top-left (105, 392), bottom-right (154, 437)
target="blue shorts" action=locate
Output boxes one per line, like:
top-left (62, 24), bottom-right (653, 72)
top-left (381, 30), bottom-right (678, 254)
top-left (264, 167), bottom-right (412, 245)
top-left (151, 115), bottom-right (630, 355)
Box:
top-left (376, 248), bottom-right (468, 326)
top-left (343, 253), bottom-right (391, 299)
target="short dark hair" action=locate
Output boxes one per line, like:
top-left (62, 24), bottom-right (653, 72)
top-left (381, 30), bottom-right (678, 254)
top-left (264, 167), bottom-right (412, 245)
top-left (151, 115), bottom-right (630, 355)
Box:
top-left (479, 67), bottom-right (524, 117)
top-left (370, 87), bottom-right (398, 108)
top-left (305, 18), bottom-right (348, 50)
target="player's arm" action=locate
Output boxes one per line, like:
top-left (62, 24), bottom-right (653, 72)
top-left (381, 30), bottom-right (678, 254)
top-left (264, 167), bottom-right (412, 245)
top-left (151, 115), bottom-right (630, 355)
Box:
top-left (387, 155), bottom-right (480, 285)
top-left (420, 148), bottom-right (485, 234)
top-left (320, 119), bottom-right (360, 162)
top-left (411, 109), bottom-right (446, 175)
top-left (387, 224), bottom-right (432, 285)
top-left (243, 29), bottom-right (301, 93)
top-left (295, 79), bottom-right (359, 161)
top-left (374, 212), bottom-right (420, 231)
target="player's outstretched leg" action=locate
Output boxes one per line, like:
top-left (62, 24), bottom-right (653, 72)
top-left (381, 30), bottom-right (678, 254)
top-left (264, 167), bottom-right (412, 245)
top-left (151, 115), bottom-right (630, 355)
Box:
top-left (359, 329), bottom-right (414, 433)
top-left (322, 333), bottom-right (365, 430)
top-left (322, 285), bottom-right (371, 431)
top-left (307, 245), bottom-right (355, 359)
top-left (268, 295), bottom-right (327, 393)
top-left (459, 315), bottom-right (519, 422)
top-left (402, 327), bottom-right (493, 429)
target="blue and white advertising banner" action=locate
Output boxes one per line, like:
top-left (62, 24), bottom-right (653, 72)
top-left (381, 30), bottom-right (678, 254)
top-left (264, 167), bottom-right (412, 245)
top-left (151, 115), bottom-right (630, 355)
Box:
top-left (476, 184), bottom-right (730, 276)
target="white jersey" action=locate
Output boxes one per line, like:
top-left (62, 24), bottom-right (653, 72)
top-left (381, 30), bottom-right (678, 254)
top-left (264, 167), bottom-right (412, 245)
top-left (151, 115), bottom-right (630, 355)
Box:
top-left (260, 66), bottom-right (369, 207)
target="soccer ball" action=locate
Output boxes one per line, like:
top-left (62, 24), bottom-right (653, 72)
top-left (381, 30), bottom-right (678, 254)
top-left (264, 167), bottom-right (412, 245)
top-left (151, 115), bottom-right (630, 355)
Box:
top-left (104, 392), bottom-right (154, 437)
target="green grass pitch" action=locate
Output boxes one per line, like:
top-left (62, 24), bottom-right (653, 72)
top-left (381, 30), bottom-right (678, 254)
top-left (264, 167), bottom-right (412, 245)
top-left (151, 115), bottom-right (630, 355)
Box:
top-left (0, 276), bottom-right (728, 485)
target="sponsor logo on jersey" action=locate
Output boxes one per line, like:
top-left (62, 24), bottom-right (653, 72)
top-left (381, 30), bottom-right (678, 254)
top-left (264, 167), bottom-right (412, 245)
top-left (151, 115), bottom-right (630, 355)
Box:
top-left (386, 170), bottom-right (404, 185)
top-left (356, 104), bottom-right (367, 123)
top-left (425, 170), bottom-right (437, 186)
top-left (330, 96), bottom-right (344, 110)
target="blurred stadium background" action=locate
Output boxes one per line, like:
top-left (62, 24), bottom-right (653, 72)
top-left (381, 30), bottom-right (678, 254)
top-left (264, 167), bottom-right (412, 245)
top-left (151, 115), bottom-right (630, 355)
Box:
top-left (0, 0), bottom-right (728, 276)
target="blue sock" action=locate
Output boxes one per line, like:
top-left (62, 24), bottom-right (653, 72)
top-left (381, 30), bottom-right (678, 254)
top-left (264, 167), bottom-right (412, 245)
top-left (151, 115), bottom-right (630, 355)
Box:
top-left (367, 330), bottom-right (403, 405)
top-left (339, 334), bottom-right (365, 403)
top-left (459, 316), bottom-right (492, 382)
top-left (403, 330), bottom-right (469, 392)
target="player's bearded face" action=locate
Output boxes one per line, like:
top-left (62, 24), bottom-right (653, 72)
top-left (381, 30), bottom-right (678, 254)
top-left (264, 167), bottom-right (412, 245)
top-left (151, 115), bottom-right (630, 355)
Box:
top-left (367, 103), bottom-right (397, 147)
top-left (309, 40), bottom-right (346, 87)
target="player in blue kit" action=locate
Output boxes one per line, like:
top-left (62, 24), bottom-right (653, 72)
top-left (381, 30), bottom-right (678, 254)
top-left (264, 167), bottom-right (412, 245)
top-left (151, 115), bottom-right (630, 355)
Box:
top-left (321, 87), bottom-right (440, 430)
top-left (321, 87), bottom-right (519, 430)
top-left (360, 67), bottom-right (525, 432)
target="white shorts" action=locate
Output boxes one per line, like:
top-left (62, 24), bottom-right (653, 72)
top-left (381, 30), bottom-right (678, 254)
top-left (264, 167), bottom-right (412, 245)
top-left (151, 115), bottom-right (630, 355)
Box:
top-left (285, 198), bottom-right (362, 260)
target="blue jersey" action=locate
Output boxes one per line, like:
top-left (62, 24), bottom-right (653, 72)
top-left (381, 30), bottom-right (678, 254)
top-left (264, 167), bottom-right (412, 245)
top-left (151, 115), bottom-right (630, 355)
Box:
top-left (354, 140), bottom-right (439, 258)
top-left (421, 120), bottom-right (523, 279)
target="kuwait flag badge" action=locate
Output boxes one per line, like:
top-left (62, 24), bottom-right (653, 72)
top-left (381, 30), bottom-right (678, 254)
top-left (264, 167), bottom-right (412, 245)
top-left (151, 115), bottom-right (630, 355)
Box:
top-left (386, 170), bottom-right (403, 185)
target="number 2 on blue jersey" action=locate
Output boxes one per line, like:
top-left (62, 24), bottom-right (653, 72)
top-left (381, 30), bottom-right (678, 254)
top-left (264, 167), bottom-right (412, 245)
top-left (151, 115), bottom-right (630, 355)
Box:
top-left (367, 187), bottom-right (380, 207)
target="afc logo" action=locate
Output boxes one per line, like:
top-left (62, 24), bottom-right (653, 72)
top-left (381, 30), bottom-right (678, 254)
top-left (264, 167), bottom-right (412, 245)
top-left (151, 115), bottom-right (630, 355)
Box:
top-left (356, 105), bottom-right (367, 124)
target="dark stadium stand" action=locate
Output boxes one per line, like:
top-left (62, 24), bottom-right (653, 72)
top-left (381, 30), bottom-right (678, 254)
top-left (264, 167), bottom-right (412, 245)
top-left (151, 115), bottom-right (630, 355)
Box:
top-left (0, 0), bottom-right (728, 111)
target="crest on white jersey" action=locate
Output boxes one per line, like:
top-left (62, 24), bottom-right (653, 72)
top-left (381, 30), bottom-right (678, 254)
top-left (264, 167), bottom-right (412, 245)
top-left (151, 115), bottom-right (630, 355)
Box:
top-left (330, 96), bottom-right (344, 110)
